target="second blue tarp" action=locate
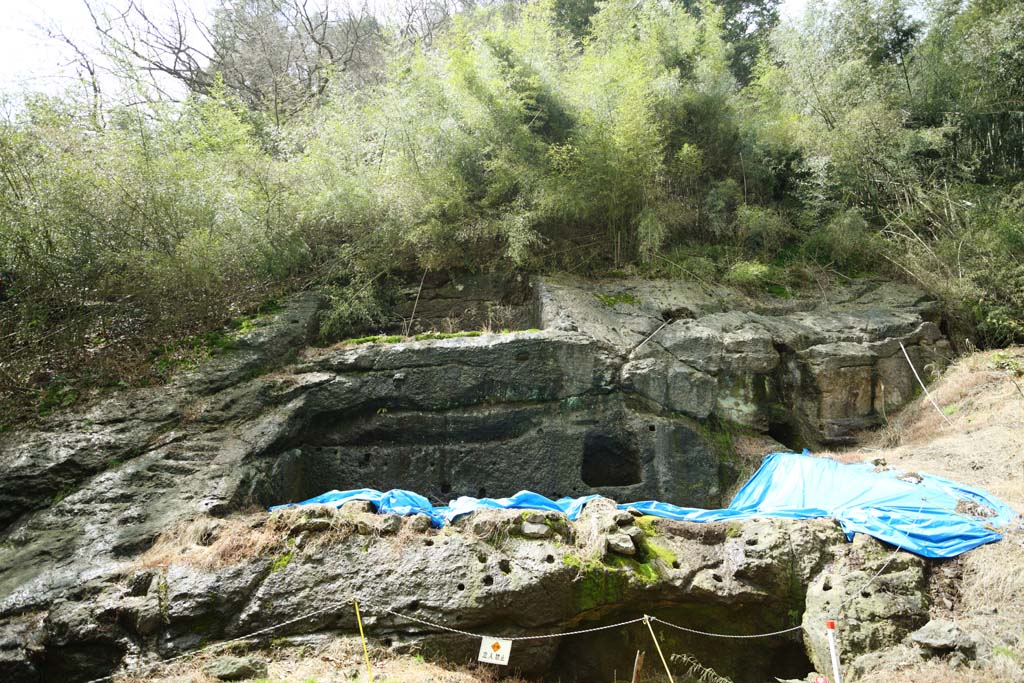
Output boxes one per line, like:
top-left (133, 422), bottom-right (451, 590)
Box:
top-left (270, 451), bottom-right (1017, 558)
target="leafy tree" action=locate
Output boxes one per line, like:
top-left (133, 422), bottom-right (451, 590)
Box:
top-left (679, 0), bottom-right (781, 84)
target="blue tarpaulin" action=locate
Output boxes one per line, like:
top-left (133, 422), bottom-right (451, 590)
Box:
top-left (270, 452), bottom-right (1017, 558)
top-left (622, 452), bottom-right (1016, 558)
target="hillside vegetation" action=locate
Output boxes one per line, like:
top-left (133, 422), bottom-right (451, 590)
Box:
top-left (2, 0), bottom-right (1023, 424)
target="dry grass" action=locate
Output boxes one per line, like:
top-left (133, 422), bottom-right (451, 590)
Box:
top-left (135, 514), bottom-right (287, 570)
top-left (961, 528), bottom-right (1024, 613)
top-left (875, 347), bottom-right (1024, 446)
top-left (134, 507), bottom-right (361, 570)
top-left (857, 657), bottom-right (1024, 683)
top-left (454, 508), bottom-right (521, 549)
top-left (118, 634), bottom-right (532, 683)
top-left (571, 497), bottom-right (620, 567)
top-left (850, 349), bottom-right (1024, 683)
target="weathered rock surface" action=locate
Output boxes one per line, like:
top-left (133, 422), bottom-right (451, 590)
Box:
top-left (204, 655), bottom-right (267, 681)
top-left (0, 276), bottom-right (954, 682)
top-left (803, 533), bottom-right (930, 677)
top-left (539, 277), bottom-right (950, 443)
top-left (909, 619), bottom-right (978, 658)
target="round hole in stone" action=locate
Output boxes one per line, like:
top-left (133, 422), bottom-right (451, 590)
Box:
top-left (424, 539), bottom-right (434, 547)
top-left (457, 583), bottom-right (465, 591)
top-left (545, 554), bottom-right (555, 564)
top-left (483, 575), bottom-right (494, 586)
top-left (499, 559), bottom-right (512, 574)
top-left (648, 425), bottom-right (656, 432)
top-left (672, 560), bottom-right (681, 569)
top-left (408, 600), bottom-right (420, 611)
top-left (581, 432), bottom-right (642, 487)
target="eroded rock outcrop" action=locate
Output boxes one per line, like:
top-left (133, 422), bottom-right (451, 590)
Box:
top-left (0, 276), bottom-right (953, 681)
top-left (539, 277), bottom-right (950, 444)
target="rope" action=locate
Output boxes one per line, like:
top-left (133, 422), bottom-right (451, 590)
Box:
top-left (643, 615), bottom-right (676, 683)
top-left (650, 617), bottom-right (806, 639)
top-left (900, 341), bottom-right (954, 428)
top-left (81, 507), bottom-right (931, 682)
top-left (631, 319), bottom-right (669, 355)
top-left (378, 607), bottom-right (647, 640)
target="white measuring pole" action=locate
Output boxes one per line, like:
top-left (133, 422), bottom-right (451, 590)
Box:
top-left (825, 620), bottom-right (842, 683)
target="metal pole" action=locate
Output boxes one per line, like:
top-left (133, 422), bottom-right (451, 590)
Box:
top-left (826, 620), bottom-right (842, 683)
top-left (354, 600), bottom-right (375, 683)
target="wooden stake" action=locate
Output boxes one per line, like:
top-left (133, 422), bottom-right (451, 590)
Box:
top-left (631, 650), bottom-right (646, 683)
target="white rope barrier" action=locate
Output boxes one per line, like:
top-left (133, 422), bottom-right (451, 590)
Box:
top-left (378, 607), bottom-right (647, 640)
top-left (649, 618), bottom-right (805, 639)
top-left (80, 594), bottom-right (811, 683)
top-left (900, 341), bottom-right (954, 428)
top-left (82, 506), bottom-right (929, 682)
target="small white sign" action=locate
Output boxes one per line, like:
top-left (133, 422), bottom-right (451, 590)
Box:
top-left (477, 637), bottom-right (512, 666)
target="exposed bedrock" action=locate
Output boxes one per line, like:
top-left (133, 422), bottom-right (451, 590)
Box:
top-left (539, 276), bottom-right (951, 445)
top-left (0, 501), bottom-right (931, 683)
top-left (244, 331), bottom-right (723, 509)
top-left (0, 276), bottom-right (950, 681)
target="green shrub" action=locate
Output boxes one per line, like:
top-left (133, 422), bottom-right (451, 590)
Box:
top-left (724, 260), bottom-right (774, 290)
top-left (803, 209), bottom-right (882, 274)
top-left (704, 179), bottom-right (744, 239)
top-left (736, 205), bottom-right (792, 258)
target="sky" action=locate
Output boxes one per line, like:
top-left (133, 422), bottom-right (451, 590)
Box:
top-left (0, 0), bottom-right (110, 93)
top-left (0, 0), bottom-right (811, 95)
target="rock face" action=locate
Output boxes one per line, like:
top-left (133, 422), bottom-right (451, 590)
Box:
top-left (802, 533), bottom-right (930, 676)
top-left (539, 277), bottom-right (950, 444)
top-left (0, 276), bottom-right (953, 682)
top-left (204, 655), bottom-right (268, 681)
top-left (253, 330), bottom-right (722, 508)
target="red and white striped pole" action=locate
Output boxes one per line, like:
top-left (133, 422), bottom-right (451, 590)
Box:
top-left (825, 620), bottom-right (842, 683)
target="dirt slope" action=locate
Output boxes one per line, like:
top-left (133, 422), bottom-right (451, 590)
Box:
top-left (843, 347), bottom-right (1024, 683)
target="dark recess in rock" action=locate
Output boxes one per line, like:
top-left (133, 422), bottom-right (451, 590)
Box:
top-left (0, 276), bottom-right (951, 682)
top-left (581, 431), bottom-right (642, 487)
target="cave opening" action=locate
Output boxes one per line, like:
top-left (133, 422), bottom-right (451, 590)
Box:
top-left (768, 418), bottom-right (804, 453)
top-left (580, 432), bottom-right (642, 487)
top-left (542, 608), bottom-right (814, 683)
